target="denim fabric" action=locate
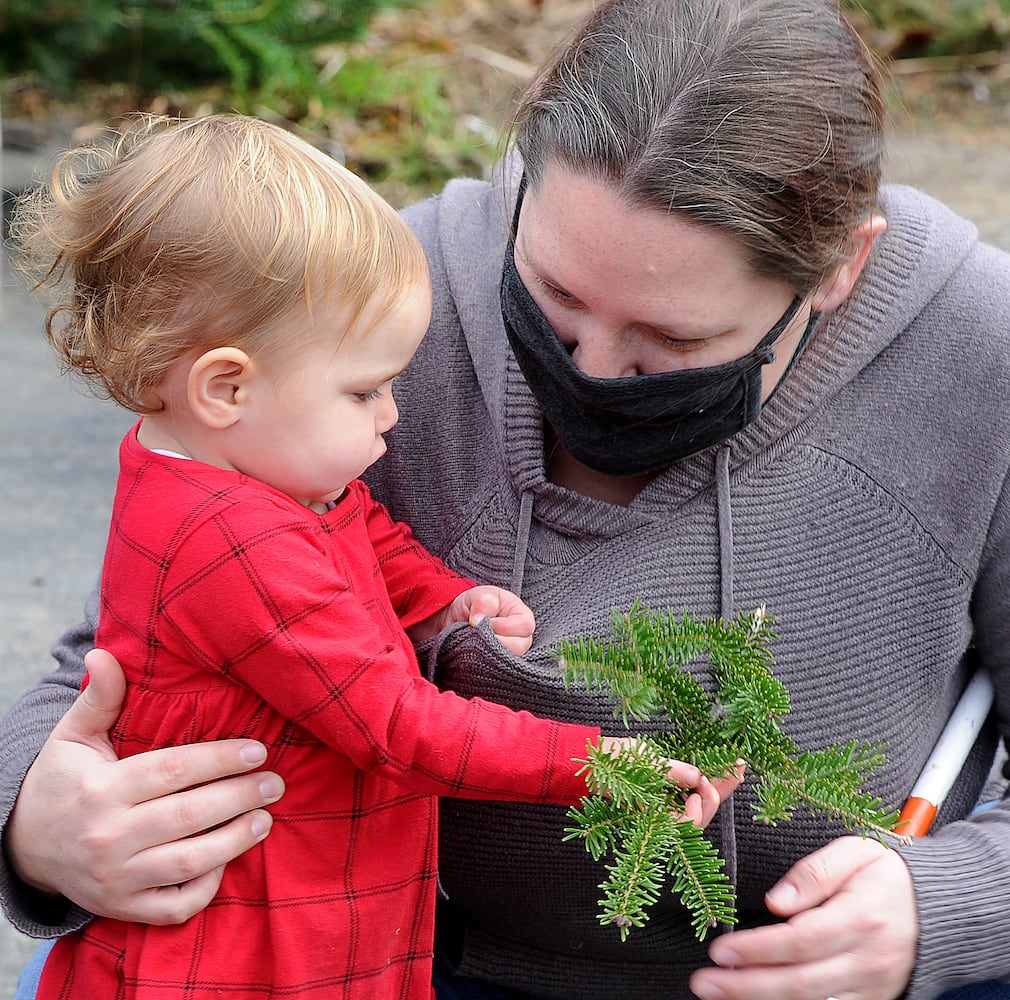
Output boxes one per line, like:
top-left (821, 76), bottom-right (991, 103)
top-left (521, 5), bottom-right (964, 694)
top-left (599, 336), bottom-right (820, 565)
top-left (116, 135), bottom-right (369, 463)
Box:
top-left (13, 939), bottom-right (53, 1000)
top-left (936, 984), bottom-right (1010, 999)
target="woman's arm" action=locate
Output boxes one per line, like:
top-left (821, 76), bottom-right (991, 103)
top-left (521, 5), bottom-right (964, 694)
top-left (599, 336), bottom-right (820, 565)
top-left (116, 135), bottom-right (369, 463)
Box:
top-left (0, 593), bottom-right (284, 934)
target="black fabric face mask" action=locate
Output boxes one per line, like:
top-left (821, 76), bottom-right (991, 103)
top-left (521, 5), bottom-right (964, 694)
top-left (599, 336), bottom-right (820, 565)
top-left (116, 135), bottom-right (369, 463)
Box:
top-left (500, 223), bottom-right (815, 477)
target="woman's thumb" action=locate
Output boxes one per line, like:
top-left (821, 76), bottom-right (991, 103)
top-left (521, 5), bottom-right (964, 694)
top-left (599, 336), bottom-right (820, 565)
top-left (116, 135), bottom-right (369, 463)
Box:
top-left (54, 647), bottom-right (127, 747)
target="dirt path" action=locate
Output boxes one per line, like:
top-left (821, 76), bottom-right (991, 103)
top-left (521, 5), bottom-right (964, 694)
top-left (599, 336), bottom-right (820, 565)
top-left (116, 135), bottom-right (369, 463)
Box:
top-left (887, 118), bottom-right (1010, 251)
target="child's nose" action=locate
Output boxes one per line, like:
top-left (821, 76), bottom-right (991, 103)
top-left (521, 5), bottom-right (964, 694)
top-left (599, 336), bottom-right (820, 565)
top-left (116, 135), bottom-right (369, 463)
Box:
top-left (378, 395), bottom-right (399, 433)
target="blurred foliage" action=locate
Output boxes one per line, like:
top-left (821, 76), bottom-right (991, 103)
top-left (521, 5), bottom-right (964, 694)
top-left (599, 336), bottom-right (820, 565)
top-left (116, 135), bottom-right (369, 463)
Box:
top-left (307, 50), bottom-right (500, 203)
top-left (0, 0), bottom-right (408, 114)
top-left (0, 0), bottom-right (502, 202)
top-left (3, 0), bottom-right (1010, 207)
top-left (842, 0), bottom-right (1010, 57)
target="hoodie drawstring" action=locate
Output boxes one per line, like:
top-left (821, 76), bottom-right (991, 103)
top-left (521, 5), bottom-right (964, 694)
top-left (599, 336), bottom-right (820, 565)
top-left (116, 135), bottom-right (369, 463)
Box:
top-left (511, 489), bottom-right (535, 597)
top-left (511, 463), bottom-right (739, 931)
top-left (715, 445), bottom-right (739, 933)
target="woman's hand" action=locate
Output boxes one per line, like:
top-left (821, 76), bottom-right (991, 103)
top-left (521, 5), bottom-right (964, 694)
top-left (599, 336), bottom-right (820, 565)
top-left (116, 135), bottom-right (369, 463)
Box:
top-left (689, 836), bottom-right (917, 1000)
top-left (5, 648), bottom-right (285, 926)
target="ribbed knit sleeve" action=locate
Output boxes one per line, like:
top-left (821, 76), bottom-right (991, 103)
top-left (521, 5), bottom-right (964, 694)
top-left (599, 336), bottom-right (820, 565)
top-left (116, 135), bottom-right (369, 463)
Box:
top-left (900, 464), bottom-right (1010, 999)
top-left (0, 588), bottom-right (96, 936)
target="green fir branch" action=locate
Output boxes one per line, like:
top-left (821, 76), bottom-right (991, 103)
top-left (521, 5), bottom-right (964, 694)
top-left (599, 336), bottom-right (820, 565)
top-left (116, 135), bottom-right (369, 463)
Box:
top-left (666, 818), bottom-right (736, 939)
top-left (563, 741), bottom-right (736, 941)
top-left (754, 743), bottom-right (901, 836)
top-left (596, 808), bottom-right (675, 939)
top-left (558, 605), bottom-right (903, 941)
top-left (576, 739), bottom-right (674, 806)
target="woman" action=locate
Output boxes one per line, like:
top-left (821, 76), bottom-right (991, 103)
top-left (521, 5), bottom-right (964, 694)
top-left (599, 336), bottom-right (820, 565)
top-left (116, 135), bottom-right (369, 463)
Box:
top-left (4, 1), bottom-right (1010, 997)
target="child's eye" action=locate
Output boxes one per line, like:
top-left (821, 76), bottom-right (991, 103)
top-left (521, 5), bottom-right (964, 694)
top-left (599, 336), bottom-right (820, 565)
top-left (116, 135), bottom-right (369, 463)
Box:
top-left (354, 388), bottom-right (383, 402)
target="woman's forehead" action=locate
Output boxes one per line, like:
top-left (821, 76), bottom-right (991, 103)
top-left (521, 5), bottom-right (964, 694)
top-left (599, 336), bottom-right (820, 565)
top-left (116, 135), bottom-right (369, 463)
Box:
top-left (516, 164), bottom-right (788, 329)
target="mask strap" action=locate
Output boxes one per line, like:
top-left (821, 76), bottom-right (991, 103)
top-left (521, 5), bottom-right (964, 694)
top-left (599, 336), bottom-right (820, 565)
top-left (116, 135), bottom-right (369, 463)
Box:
top-left (752, 295), bottom-right (805, 363)
top-left (509, 173), bottom-right (527, 242)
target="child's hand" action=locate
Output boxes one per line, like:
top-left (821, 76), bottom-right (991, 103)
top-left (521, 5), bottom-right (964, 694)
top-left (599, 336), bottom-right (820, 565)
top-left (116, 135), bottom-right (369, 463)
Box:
top-left (682, 759), bottom-right (745, 829)
top-left (449, 586), bottom-right (536, 655)
top-left (599, 738), bottom-right (745, 830)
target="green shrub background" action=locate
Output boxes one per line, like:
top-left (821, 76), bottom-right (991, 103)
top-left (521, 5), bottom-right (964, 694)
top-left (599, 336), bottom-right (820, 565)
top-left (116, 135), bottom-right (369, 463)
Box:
top-left (3, 0), bottom-right (1009, 202)
top-left (0, 0), bottom-right (397, 109)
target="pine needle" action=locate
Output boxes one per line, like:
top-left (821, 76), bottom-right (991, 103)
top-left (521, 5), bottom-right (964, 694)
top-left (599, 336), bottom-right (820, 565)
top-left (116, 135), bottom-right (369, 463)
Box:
top-left (558, 606), bottom-right (902, 940)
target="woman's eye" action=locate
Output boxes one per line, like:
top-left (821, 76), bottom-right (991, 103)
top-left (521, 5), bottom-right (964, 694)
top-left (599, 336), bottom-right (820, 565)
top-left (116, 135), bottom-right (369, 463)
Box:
top-left (540, 281), bottom-right (578, 305)
top-left (651, 330), bottom-right (715, 354)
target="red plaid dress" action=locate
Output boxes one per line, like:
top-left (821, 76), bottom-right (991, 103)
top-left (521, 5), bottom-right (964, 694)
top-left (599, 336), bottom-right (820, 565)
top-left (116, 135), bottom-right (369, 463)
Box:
top-left (39, 425), bottom-right (599, 999)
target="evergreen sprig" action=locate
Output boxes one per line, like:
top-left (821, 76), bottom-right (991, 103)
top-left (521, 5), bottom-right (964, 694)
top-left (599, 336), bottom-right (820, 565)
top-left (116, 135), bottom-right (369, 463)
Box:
top-left (564, 740), bottom-right (735, 940)
top-left (558, 604), bottom-right (903, 940)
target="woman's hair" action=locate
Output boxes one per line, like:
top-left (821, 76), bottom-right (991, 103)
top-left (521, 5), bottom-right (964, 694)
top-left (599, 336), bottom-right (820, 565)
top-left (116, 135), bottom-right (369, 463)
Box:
top-left (12, 114), bottom-right (428, 412)
top-left (511, 0), bottom-right (886, 295)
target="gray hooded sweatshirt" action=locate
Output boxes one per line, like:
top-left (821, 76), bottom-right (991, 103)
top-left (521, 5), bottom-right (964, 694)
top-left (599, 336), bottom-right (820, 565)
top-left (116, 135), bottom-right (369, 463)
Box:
top-left (3, 159), bottom-right (1010, 1000)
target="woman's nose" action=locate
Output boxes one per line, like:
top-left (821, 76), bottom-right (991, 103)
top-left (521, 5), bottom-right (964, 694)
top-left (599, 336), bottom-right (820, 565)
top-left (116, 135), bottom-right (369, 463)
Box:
top-left (569, 326), bottom-right (637, 379)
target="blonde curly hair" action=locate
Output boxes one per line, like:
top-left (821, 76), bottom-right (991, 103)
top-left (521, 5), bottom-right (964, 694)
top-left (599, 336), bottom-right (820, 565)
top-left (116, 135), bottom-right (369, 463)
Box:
top-left (12, 114), bottom-right (429, 413)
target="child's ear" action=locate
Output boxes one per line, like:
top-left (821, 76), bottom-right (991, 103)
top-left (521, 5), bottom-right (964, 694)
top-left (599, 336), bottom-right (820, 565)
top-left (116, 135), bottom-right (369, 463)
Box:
top-left (811, 213), bottom-right (888, 313)
top-left (187, 347), bottom-right (255, 429)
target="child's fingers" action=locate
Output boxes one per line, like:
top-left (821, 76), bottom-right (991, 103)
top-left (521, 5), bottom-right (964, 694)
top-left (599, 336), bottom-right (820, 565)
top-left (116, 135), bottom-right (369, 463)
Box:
top-left (710, 759), bottom-right (746, 803)
top-left (485, 611), bottom-right (535, 656)
top-left (493, 633), bottom-right (534, 656)
top-left (487, 613), bottom-right (535, 637)
top-left (695, 776), bottom-right (722, 828)
top-left (467, 589), bottom-right (502, 621)
top-left (662, 760), bottom-right (703, 790)
top-left (681, 791), bottom-right (704, 826)
top-left (665, 760), bottom-right (744, 829)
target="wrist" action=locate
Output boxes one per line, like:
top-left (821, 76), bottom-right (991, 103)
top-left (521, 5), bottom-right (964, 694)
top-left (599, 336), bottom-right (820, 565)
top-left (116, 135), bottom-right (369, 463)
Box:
top-left (2, 834), bottom-right (71, 933)
top-left (3, 796), bottom-right (63, 898)
top-left (405, 605), bottom-right (451, 644)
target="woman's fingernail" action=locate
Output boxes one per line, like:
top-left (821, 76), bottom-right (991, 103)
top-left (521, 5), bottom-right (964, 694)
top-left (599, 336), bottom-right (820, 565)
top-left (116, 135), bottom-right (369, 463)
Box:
top-left (259, 776), bottom-right (283, 800)
top-left (251, 814), bottom-right (272, 840)
top-left (240, 742), bottom-right (267, 765)
top-left (716, 947), bottom-right (739, 967)
top-left (767, 881), bottom-right (798, 908)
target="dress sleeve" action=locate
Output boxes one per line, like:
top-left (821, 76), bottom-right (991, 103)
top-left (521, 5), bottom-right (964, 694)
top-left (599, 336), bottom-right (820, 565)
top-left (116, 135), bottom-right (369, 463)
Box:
top-left (157, 504), bottom-right (597, 807)
top-left (355, 480), bottom-right (475, 628)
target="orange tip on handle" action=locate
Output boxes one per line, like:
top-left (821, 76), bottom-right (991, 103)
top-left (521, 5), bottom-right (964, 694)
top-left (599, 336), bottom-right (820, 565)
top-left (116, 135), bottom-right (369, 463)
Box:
top-left (897, 796), bottom-right (938, 838)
